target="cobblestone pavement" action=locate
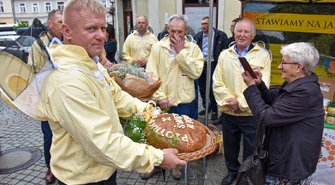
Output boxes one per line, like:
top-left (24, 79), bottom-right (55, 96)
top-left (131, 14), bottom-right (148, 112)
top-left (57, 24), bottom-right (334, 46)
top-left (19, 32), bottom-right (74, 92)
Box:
top-left (0, 93), bottom-right (230, 185)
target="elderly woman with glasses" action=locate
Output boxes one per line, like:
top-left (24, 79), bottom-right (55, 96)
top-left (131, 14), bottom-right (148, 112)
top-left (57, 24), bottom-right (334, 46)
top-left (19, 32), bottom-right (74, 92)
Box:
top-left (242, 42), bottom-right (324, 184)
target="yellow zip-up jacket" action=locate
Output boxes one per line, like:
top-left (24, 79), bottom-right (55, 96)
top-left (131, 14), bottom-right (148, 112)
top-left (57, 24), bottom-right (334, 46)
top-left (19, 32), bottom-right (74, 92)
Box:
top-left (213, 44), bottom-right (271, 116)
top-left (38, 44), bottom-right (164, 184)
top-left (146, 36), bottom-right (204, 106)
top-left (122, 30), bottom-right (158, 64)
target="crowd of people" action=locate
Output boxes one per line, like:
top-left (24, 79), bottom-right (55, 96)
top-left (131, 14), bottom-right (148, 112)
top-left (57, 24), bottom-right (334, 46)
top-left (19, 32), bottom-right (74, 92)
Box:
top-left (1, 0), bottom-right (325, 184)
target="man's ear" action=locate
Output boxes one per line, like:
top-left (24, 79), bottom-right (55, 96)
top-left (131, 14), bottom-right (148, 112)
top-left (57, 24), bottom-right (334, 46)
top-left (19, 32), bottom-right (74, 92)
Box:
top-left (61, 24), bottom-right (71, 41)
top-left (47, 20), bottom-right (52, 29)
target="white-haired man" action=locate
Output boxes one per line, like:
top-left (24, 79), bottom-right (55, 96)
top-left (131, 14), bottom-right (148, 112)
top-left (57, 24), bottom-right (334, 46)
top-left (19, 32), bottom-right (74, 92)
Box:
top-left (145, 14), bottom-right (204, 180)
top-left (213, 18), bottom-right (271, 185)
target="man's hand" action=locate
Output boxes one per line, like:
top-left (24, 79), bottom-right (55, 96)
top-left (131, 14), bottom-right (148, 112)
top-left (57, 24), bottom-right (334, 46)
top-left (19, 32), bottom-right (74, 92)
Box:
top-left (132, 59), bottom-right (147, 67)
top-left (158, 98), bottom-right (170, 110)
top-left (132, 60), bottom-right (141, 65)
top-left (170, 34), bottom-right (184, 54)
top-left (226, 98), bottom-right (242, 114)
top-left (159, 148), bottom-right (187, 169)
top-left (138, 59), bottom-right (147, 67)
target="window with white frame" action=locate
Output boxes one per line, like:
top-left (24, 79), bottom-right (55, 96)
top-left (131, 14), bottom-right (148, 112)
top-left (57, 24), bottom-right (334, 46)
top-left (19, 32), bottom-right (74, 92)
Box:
top-left (57, 2), bottom-right (64, 10)
top-left (45, 2), bottom-right (52, 12)
top-left (19, 3), bottom-right (26, 13)
top-left (0, 2), bottom-right (4, 13)
top-left (32, 2), bottom-right (39, 13)
top-left (101, 0), bottom-right (107, 7)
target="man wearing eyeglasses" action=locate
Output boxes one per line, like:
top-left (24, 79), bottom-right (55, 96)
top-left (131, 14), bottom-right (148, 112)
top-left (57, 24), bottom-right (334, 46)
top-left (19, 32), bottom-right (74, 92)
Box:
top-left (213, 18), bottom-right (271, 185)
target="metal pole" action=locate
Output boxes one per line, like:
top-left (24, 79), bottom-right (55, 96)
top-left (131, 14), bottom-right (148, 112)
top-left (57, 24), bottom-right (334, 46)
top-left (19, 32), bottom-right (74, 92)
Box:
top-left (11, 0), bottom-right (17, 23)
top-left (203, 0), bottom-right (214, 180)
top-left (112, 2), bottom-right (115, 25)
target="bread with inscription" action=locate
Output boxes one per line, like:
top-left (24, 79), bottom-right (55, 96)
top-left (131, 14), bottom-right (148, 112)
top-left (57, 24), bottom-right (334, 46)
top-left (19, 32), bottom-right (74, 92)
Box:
top-left (144, 113), bottom-right (207, 153)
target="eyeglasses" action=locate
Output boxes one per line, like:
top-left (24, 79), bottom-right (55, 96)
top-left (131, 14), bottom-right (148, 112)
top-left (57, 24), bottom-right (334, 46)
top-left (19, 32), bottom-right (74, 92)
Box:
top-left (280, 61), bottom-right (299, 67)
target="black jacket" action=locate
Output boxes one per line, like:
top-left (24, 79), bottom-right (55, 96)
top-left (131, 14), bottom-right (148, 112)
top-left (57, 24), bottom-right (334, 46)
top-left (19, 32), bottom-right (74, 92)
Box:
top-left (244, 74), bottom-right (324, 180)
top-left (193, 28), bottom-right (227, 65)
top-left (225, 36), bottom-right (235, 48)
top-left (157, 30), bottom-right (168, 41)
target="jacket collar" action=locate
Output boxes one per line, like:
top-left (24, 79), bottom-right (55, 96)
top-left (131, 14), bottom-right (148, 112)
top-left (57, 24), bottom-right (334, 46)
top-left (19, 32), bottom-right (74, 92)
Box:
top-left (202, 28), bottom-right (216, 36)
top-left (48, 44), bottom-right (99, 73)
top-left (227, 43), bottom-right (259, 57)
top-left (133, 30), bottom-right (151, 36)
top-left (281, 73), bottom-right (319, 92)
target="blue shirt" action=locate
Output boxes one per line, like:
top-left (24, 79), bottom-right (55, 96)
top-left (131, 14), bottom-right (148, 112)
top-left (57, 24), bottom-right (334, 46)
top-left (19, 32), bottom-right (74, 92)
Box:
top-left (234, 45), bottom-right (250, 57)
top-left (202, 29), bottom-right (215, 62)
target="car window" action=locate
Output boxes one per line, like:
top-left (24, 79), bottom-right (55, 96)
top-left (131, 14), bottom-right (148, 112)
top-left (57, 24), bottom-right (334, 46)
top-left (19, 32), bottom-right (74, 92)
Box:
top-left (5, 40), bottom-right (17, 47)
top-left (16, 36), bottom-right (35, 47)
top-left (0, 40), bottom-right (5, 47)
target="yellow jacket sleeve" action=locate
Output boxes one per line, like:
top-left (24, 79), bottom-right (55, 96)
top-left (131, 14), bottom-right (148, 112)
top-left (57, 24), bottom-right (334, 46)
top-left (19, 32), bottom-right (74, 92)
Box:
top-left (213, 54), bottom-right (235, 109)
top-left (146, 45), bottom-right (167, 101)
top-left (41, 74), bottom-right (163, 172)
top-left (109, 77), bottom-right (152, 118)
top-left (175, 43), bottom-right (204, 79)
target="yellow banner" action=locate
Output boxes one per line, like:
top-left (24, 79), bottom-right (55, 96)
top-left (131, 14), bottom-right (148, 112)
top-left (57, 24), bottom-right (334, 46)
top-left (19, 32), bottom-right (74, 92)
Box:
top-left (269, 44), bottom-right (284, 86)
top-left (243, 12), bottom-right (335, 34)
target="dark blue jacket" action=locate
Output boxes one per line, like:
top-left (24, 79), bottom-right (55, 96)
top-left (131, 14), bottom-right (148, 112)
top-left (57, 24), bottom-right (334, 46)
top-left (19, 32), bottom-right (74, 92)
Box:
top-left (193, 28), bottom-right (228, 65)
top-left (104, 40), bottom-right (117, 63)
top-left (244, 74), bottom-right (324, 180)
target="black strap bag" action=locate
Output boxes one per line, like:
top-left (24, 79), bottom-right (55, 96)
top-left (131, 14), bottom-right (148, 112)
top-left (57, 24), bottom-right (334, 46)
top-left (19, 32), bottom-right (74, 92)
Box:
top-left (235, 117), bottom-right (268, 185)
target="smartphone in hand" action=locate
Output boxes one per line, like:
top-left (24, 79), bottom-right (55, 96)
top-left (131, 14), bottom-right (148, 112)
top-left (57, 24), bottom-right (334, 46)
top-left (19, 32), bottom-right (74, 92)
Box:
top-left (238, 57), bottom-right (257, 79)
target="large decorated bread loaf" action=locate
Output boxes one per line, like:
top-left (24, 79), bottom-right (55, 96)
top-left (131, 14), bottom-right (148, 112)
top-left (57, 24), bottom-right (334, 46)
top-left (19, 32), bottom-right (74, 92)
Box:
top-left (144, 113), bottom-right (207, 153)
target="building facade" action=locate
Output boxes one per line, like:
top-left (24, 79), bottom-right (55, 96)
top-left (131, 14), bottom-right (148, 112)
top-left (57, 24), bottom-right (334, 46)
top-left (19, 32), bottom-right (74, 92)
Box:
top-left (0, 0), bottom-right (112, 25)
top-left (0, 0), bottom-right (241, 61)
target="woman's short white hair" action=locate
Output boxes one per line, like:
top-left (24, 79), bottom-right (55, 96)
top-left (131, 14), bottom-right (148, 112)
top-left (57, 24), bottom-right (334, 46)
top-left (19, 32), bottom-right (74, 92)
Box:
top-left (280, 42), bottom-right (319, 75)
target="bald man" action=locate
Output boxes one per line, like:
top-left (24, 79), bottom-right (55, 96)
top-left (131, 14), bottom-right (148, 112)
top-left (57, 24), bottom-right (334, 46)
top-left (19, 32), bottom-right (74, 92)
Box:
top-left (122, 15), bottom-right (158, 68)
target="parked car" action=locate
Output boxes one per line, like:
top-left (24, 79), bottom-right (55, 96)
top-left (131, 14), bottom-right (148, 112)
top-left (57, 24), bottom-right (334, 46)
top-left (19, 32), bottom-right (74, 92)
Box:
top-left (0, 35), bottom-right (35, 63)
top-left (16, 27), bottom-right (29, 35)
top-left (0, 24), bottom-right (17, 36)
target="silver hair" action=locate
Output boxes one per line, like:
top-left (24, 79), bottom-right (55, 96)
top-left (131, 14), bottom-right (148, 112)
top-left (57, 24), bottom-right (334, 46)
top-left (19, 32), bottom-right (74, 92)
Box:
top-left (280, 42), bottom-right (319, 75)
top-left (168, 14), bottom-right (189, 26)
top-left (234, 18), bottom-right (256, 36)
top-left (63, 0), bottom-right (105, 23)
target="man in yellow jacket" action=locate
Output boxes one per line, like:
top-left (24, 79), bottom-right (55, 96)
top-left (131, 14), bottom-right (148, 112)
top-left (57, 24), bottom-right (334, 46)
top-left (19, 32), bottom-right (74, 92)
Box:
top-left (27, 9), bottom-right (63, 184)
top-left (213, 18), bottom-right (271, 185)
top-left (122, 15), bottom-right (158, 68)
top-left (38, 1), bottom-right (186, 184)
top-left (146, 14), bottom-right (204, 180)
